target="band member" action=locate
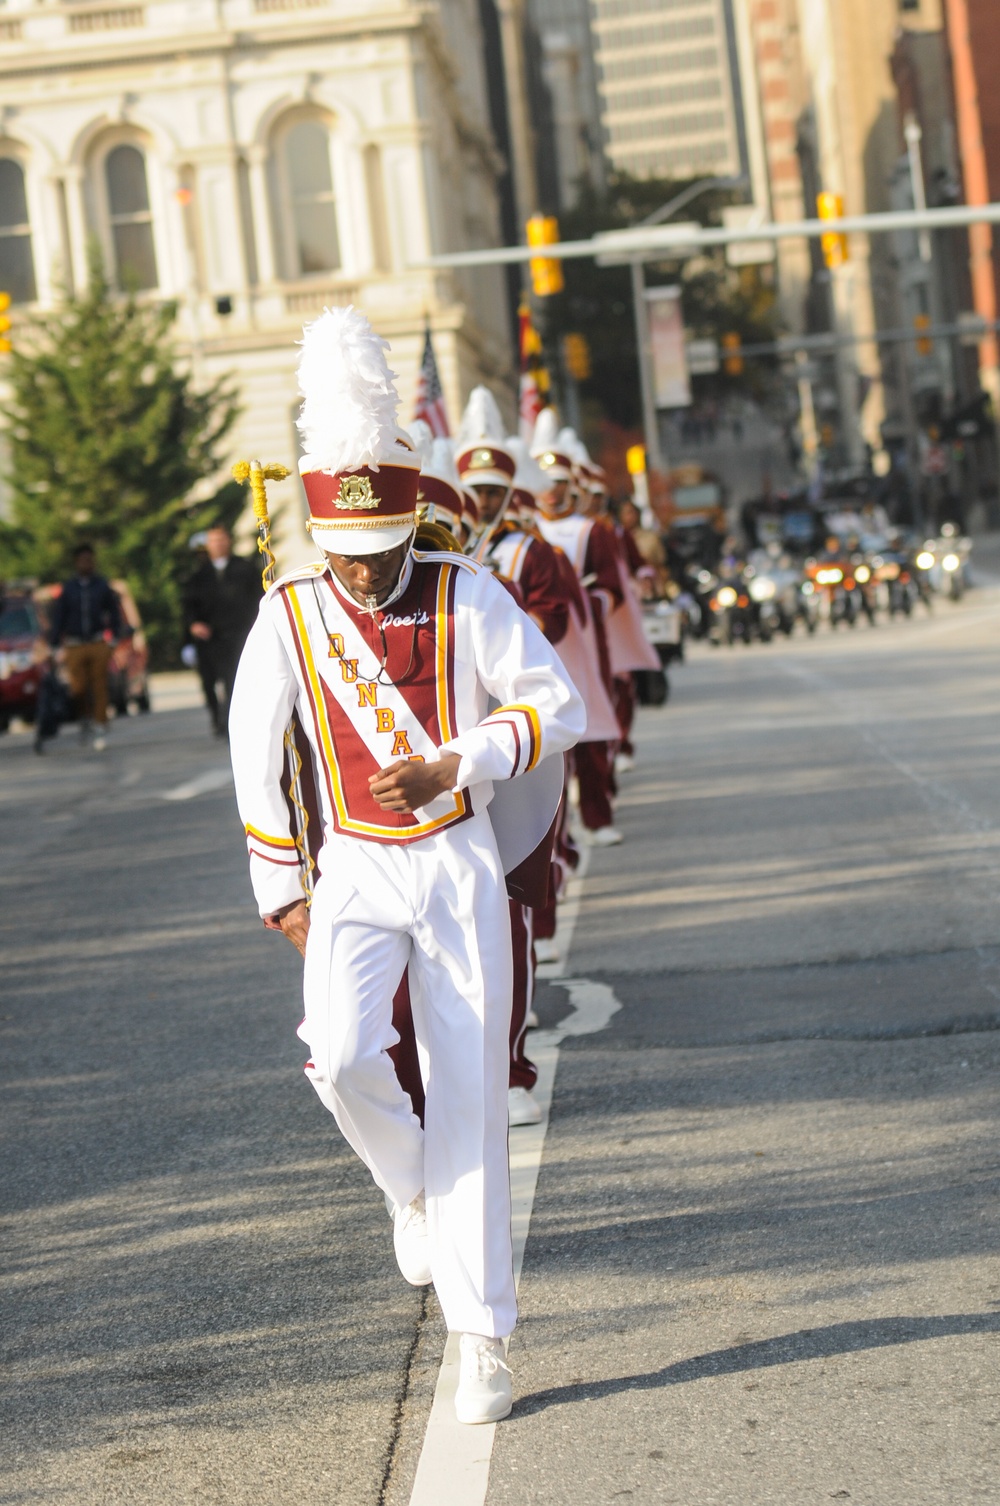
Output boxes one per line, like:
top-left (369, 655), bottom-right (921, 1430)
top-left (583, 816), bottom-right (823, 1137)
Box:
top-left (581, 467), bottom-right (660, 770)
top-left (458, 415), bottom-right (573, 1126)
top-left (229, 309), bottom-right (585, 1425)
top-left (532, 411), bottom-right (624, 845)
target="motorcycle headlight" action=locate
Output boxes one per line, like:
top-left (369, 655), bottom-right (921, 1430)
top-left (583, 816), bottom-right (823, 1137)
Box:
top-left (854, 564), bottom-right (871, 583)
top-left (915, 551), bottom-right (935, 570)
top-left (716, 585), bottom-right (738, 608)
top-left (942, 553), bottom-right (960, 572)
top-left (748, 577), bottom-right (776, 602)
top-left (816, 567), bottom-right (844, 585)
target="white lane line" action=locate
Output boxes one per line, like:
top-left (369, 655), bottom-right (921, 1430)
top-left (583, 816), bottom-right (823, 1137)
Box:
top-left (161, 766), bottom-right (233, 801)
top-left (408, 851), bottom-right (624, 1506)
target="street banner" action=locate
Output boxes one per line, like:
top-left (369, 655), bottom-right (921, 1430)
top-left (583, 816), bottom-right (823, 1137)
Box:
top-left (646, 287), bottom-right (690, 409)
top-left (519, 302), bottom-right (549, 439)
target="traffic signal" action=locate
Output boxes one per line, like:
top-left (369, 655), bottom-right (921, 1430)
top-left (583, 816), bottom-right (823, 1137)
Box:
top-left (526, 214), bottom-right (564, 298)
top-left (817, 192), bottom-right (848, 269)
top-left (914, 312), bottom-right (933, 357)
top-left (626, 444), bottom-right (646, 477)
top-left (0, 292), bottom-right (11, 354)
top-left (563, 332), bottom-right (591, 381)
top-left (722, 331), bottom-right (743, 376)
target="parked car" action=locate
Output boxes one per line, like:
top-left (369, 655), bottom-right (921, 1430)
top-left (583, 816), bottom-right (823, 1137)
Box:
top-left (0, 592), bottom-right (47, 732)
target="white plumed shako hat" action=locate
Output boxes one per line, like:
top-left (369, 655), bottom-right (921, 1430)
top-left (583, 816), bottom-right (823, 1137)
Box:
top-left (296, 306), bottom-right (420, 555)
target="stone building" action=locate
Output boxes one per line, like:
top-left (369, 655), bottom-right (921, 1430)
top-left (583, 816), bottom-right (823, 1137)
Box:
top-left (0, 0), bottom-right (513, 559)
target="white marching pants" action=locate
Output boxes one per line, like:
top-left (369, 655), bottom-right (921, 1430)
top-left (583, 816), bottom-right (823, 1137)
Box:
top-left (298, 812), bottom-right (517, 1339)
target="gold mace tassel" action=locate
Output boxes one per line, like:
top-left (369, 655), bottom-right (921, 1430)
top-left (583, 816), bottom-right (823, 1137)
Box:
top-left (232, 459), bottom-right (290, 590)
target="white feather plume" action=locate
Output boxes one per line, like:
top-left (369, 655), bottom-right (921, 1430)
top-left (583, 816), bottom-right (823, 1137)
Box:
top-left (408, 418), bottom-right (436, 468)
top-left (507, 435), bottom-right (547, 495)
top-left (296, 306), bottom-right (406, 473)
top-left (558, 426), bottom-right (590, 466)
top-left (530, 406), bottom-right (561, 456)
top-left (456, 386), bottom-right (507, 446)
top-left (429, 436), bottom-right (461, 485)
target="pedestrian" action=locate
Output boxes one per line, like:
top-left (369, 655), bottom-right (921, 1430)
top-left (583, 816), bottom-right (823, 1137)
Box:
top-left (228, 309), bottom-right (585, 1426)
top-left (48, 542), bottom-right (125, 751)
top-left (183, 525), bottom-right (261, 737)
top-left (532, 410), bottom-right (624, 846)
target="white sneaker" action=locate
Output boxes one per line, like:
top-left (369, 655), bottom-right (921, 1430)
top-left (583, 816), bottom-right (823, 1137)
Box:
top-left (614, 751), bottom-right (635, 774)
top-left (534, 938), bottom-right (559, 966)
top-left (508, 1086), bottom-right (542, 1126)
top-left (455, 1334), bottom-right (513, 1424)
top-left (92, 733), bottom-right (107, 752)
top-left (391, 1193), bottom-right (432, 1286)
top-left (525, 1009), bottom-right (540, 1029)
top-left (587, 825), bottom-right (623, 847)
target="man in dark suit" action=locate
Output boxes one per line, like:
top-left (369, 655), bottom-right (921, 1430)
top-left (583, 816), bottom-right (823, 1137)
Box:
top-left (183, 526), bottom-right (262, 736)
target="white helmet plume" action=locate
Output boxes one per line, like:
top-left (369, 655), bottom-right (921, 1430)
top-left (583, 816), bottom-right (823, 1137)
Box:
top-left (530, 406), bottom-right (561, 457)
top-left (296, 306), bottom-right (409, 474)
top-left (558, 426), bottom-right (590, 467)
top-left (456, 385), bottom-right (507, 446)
top-left (507, 435), bottom-right (547, 495)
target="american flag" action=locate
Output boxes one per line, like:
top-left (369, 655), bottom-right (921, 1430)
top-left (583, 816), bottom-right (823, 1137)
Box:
top-left (413, 323), bottom-right (450, 436)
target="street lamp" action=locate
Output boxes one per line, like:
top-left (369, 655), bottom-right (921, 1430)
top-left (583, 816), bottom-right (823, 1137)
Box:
top-left (629, 176), bottom-right (748, 472)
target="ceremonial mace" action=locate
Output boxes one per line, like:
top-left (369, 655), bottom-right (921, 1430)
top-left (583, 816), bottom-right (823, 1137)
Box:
top-left (232, 458), bottom-right (316, 903)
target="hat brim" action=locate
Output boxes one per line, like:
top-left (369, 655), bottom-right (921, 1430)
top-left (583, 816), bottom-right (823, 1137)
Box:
top-left (309, 522), bottom-right (415, 556)
top-left (466, 472), bottom-right (515, 491)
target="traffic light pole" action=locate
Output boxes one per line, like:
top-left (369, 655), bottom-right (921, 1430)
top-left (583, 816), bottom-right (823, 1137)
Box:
top-left (631, 260), bottom-right (662, 474)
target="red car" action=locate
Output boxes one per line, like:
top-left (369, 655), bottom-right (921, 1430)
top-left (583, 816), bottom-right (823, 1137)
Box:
top-left (0, 593), bottom-right (47, 732)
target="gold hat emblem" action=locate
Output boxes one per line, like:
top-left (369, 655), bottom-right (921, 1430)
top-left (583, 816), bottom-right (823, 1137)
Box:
top-left (540, 452), bottom-right (558, 467)
top-left (337, 474), bottom-right (379, 511)
top-left (472, 447), bottom-right (494, 468)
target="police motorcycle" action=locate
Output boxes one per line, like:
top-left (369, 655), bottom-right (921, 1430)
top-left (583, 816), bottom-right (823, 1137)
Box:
top-left (914, 522), bottom-right (972, 602)
top-left (744, 545), bottom-right (807, 638)
top-left (866, 535), bottom-right (913, 616)
top-left (705, 543), bottom-right (758, 646)
top-left (804, 536), bottom-right (872, 628)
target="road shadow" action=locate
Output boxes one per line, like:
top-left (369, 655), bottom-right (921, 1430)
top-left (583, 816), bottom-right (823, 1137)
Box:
top-left (515, 1310), bottom-right (1000, 1416)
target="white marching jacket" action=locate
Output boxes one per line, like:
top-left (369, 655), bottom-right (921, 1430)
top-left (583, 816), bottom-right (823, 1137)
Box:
top-left (228, 551), bottom-right (587, 916)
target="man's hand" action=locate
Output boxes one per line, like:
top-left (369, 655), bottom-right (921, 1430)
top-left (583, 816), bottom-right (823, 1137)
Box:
top-left (190, 622), bottom-right (212, 642)
top-left (264, 898), bottom-right (310, 957)
top-left (369, 754), bottom-right (462, 813)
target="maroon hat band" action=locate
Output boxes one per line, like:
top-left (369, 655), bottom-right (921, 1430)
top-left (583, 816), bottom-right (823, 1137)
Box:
top-left (301, 464), bottom-right (419, 529)
top-left (455, 444), bottom-right (517, 483)
top-left (416, 473), bottom-right (464, 522)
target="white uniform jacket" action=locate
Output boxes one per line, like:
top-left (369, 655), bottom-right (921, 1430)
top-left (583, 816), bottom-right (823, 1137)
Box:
top-left (229, 550), bottom-right (587, 916)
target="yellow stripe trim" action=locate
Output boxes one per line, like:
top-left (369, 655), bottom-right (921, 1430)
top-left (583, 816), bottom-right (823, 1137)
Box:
top-left (245, 823), bottom-right (297, 849)
top-left (435, 564), bottom-right (454, 743)
top-left (288, 582), bottom-right (466, 841)
top-left (490, 702), bottom-right (543, 772)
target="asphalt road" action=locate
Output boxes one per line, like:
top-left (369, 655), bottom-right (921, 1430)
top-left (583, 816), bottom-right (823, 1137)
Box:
top-left (3, 566), bottom-right (1000, 1504)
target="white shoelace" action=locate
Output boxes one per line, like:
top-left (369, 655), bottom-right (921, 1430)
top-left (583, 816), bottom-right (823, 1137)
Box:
top-left (463, 1339), bottom-right (512, 1382)
top-left (397, 1197), bottom-right (427, 1235)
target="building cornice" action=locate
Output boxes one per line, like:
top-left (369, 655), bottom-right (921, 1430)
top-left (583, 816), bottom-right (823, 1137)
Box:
top-left (0, 5), bottom-right (420, 80)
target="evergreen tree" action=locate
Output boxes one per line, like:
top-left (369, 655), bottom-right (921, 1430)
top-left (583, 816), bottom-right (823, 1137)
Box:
top-left (0, 255), bottom-right (241, 665)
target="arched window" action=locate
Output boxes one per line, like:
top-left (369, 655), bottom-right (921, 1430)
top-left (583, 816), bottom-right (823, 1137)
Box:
top-left (284, 120), bottom-right (340, 275)
top-left (0, 158), bottom-right (37, 304)
top-left (105, 144), bottom-right (158, 291)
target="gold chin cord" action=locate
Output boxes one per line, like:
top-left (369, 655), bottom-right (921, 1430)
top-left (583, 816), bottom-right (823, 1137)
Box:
top-left (232, 458), bottom-right (316, 906)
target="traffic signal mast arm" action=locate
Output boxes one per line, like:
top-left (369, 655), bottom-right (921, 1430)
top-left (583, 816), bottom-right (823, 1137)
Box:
top-left (419, 202), bottom-right (1000, 270)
